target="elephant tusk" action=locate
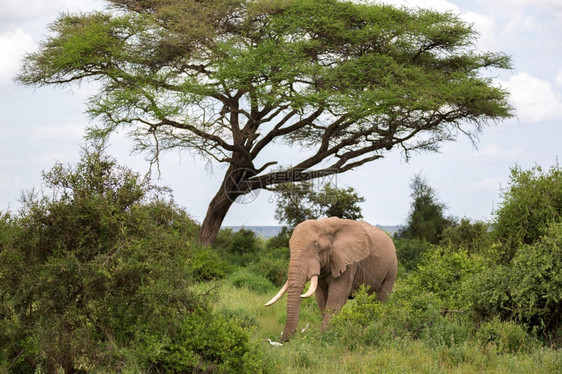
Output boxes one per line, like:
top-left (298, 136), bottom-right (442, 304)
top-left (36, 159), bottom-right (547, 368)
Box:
top-left (300, 275), bottom-right (318, 298)
top-left (265, 281), bottom-right (288, 306)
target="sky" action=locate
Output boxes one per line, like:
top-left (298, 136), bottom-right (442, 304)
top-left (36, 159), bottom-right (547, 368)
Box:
top-left (1, 0), bottom-right (561, 227)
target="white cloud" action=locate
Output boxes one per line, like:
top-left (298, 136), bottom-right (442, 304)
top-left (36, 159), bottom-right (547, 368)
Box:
top-left (468, 177), bottom-right (505, 192)
top-left (0, 28), bottom-right (35, 85)
top-left (30, 123), bottom-right (86, 142)
top-left (377, 0), bottom-right (459, 12)
top-left (461, 11), bottom-right (497, 49)
top-left (498, 72), bottom-right (562, 123)
top-left (556, 69), bottom-right (562, 86)
top-left (0, 1), bottom-right (54, 21)
top-left (473, 144), bottom-right (536, 160)
top-left (0, 0), bottom-right (105, 22)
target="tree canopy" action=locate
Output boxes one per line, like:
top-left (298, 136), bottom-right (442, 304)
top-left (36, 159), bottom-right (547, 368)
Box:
top-left (274, 182), bottom-right (365, 229)
top-left (18, 0), bottom-right (513, 245)
top-left (398, 174), bottom-right (454, 244)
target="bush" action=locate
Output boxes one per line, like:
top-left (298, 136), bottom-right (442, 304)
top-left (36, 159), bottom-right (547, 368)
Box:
top-left (475, 318), bottom-right (535, 353)
top-left (266, 226), bottom-right (291, 250)
top-left (330, 244), bottom-right (486, 349)
top-left (213, 228), bottom-right (263, 267)
top-left (330, 285), bottom-right (446, 347)
top-left (412, 246), bottom-right (485, 310)
top-left (469, 222), bottom-right (562, 339)
top-left (145, 306), bottom-right (262, 373)
top-left (247, 250), bottom-right (289, 287)
top-left (230, 228), bottom-right (261, 254)
top-left (397, 174), bottom-right (455, 244)
top-left (190, 246), bottom-right (228, 281)
top-left (393, 237), bottom-right (431, 271)
top-left (440, 218), bottom-right (491, 253)
top-left (492, 164), bottom-right (561, 262)
top-left (229, 268), bottom-right (275, 294)
top-left (0, 143), bottom-right (262, 373)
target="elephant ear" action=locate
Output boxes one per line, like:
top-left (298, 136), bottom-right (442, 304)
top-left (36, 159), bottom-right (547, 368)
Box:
top-left (325, 218), bottom-right (373, 278)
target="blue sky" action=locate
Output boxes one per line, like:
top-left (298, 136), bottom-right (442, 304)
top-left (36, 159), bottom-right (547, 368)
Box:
top-left (1, 0), bottom-right (561, 226)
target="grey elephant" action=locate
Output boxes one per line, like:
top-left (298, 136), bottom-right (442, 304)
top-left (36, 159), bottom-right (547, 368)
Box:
top-left (265, 217), bottom-right (397, 342)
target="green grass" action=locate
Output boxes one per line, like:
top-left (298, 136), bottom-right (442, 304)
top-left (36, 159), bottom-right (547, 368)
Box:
top-left (203, 281), bottom-right (562, 374)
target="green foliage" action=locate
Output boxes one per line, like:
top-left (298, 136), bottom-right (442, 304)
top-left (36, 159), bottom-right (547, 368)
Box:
top-left (318, 184), bottom-right (365, 220)
top-left (469, 222), bottom-right (562, 338)
top-left (475, 318), bottom-right (535, 354)
top-left (398, 174), bottom-right (455, 244)
top-left (0, 143), bottom-right (261, 373)
top-left (265, 226), bottom-right (291, 251)
top-left (231, 228), bottom-right (262, 254)
top-left (229, 268), bottom-right (276, 294)
top-left (440, 218), bottom-right (491, 253)
top-left (145, 306), bottom-right (263, 373)
top-left (274, 182), bottom-right (364, 229)
top-left (393, 237), bottom-right (431, 271)
top-left (190, 246), bottom-right (228, 281)
top-left (213, 226), bottom-right (289, 287)
top-left (493, 164), bottom-right (561, 262)
top-left (273, 181), bottom-right (318, 229)
top-left (329, 285), bottom-right (466, 349)
top-left (247, 251), bottom-right (289, 287)
top-left (329, 244), bottom-right (486, 351)
top-left (19, 0), bottom-right (513, 247)
top-left (412, 246), bottom-right (485, 310)
top-left (219, 307), bottom-right (258, 330)
top-left (213, 228), bottom-right (262, 267)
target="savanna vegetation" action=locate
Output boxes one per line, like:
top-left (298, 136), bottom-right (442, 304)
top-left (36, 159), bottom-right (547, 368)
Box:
top-left (1, 142), bottom-right (560, 373)
top-left (5, 1), bottom-right (559, 371)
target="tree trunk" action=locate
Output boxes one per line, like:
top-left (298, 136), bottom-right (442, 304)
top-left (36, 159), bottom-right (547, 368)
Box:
top-left (198, 188), bottom-right (236, 246)
top-left (198, 163), bottom-right (252, 246)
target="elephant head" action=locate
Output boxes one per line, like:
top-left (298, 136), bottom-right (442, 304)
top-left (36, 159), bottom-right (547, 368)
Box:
top-left (265, 217), bottom-right (397, 342)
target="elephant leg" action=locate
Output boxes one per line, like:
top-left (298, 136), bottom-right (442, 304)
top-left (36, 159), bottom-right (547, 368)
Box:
top-left (321, 271), bottom-right (355, 331)
top-left (376, 272), bottom-right (396, 302)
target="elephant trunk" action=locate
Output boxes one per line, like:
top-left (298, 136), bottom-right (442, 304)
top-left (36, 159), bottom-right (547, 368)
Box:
top-left (280, 280), bottom-right (305, 342)
top-left (280, 256), bottom-right (320, 342)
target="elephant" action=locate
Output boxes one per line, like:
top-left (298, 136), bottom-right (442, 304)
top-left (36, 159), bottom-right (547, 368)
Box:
top-left (265, 217), bottom-right (397, 342)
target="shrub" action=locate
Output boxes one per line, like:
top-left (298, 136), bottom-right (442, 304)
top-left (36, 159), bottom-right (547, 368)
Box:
top-left (420, 310), bottom-right (470, 348)
top-left (468, 222), bottom-right (562, 340)
top-left (229, 268), bottom-right (275, 294)
top-left (330, 285), bottom-right (446, 346)
top-left (190, 246), bottom-right (228, 281)
top-left (247, 252), bottom-right (289, 287)
top-left (213, 228), bottom-right (263, 267)
top-left (492, 164), bottom-right (561, 263)
top-left (475, 318), bottom-right (535, 353)
top-left (412, 246), bottom-right (485, 310)
top-left (440, 218), bottom-right (491, 253)
top-left (393, 237), bottom-right (431, 271)
top-left (0, 143), bottom-right (262, 373)
top-left (330, 245), bottom-right (485, 349)
top-left (266, 226), bottom-right (291, 250)
top-left (145, 306), bottom-right (262, 373)
top-left (230, 228), bottom-right (261, 254)
top-left (273, 182), bottom-right (365, 230)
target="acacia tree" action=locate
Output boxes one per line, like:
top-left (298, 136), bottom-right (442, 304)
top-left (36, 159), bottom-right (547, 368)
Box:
top-left (18, 0), bottom-right (512, 245)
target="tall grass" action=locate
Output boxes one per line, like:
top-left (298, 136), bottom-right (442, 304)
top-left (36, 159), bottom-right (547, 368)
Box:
top-left (208, 280), bottom-right (562, 373)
